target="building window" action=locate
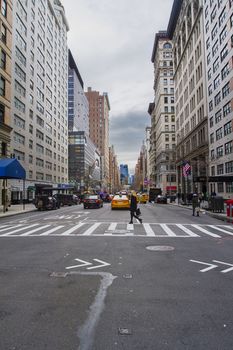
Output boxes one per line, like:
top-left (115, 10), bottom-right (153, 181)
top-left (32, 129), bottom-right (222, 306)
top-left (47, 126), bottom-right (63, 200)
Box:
top-left (0, 76), bottom-right (5, 96)
top-left (223, 102), bottom-right (231, 117)
top-left (0, 49), bottom-right (6, 69)
top-left (214, 92), bottom-right (221, 106)
top-left (225, 141), bottom-right (233, 155)
top-left (224, 121), bottom-right (232, 136)
top-left (215, 110), bottom-right (222, 123)
top-left (226, 182), bottom-right (233, 193)
top-left (217, 182), bottom-right (224, 192)
top-left (1, 0), bottom-right (7, 17)
top-left (216, 127), bottom-right (223, 140)
top-left (217, 164), bottom-right (224, 175)
top-left (1, 23), bottom-right (6, 43)
top-left (225, 161), bottom-right (233, 173)
top-left (0, 103), bottom-right (5, 123)
top-left (221, 62), bottom-right (229, 80)
top-left (216, 145), bottom-right (223, 158)
top-left (222, 82), bottom-right (230, 99)
top-left (220, 44), bottom-right (228, 61)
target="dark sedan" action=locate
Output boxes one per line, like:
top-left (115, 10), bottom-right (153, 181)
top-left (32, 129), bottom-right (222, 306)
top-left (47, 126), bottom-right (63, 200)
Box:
top-left (156, 195), bottom-right (167, 204)
top-left (83, 195), bottom-right (103, 209)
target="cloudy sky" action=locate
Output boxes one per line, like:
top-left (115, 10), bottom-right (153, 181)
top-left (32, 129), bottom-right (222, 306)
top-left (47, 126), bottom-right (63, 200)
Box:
top-left (62, 0), bottom-right (173, 173)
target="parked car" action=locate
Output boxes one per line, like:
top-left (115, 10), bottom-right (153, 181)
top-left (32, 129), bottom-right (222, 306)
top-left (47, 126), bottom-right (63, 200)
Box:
top-left (156, 195), bottom-right (167, 204)
top-left (34, 195), bottom-right (59, 210)
top-left (83, 195), bottom-right (103, 209)
top-left (111, 194), bottom-right (130, 210)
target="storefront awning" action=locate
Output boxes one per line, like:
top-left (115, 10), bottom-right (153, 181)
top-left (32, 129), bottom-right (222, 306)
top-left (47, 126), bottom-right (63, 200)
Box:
top-left (0, 158), bottom-right (26, 179)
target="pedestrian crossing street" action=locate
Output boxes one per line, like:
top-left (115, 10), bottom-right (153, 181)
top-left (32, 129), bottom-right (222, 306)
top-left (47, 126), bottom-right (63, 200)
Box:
top-left (0, 222), bottom-right (233, 238)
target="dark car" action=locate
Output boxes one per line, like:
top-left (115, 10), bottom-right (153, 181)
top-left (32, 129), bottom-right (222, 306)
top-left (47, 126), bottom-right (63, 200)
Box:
top-left (83, 195), bottom-right (103, 209)
top-left (156, 195), bottom-right (167, 204)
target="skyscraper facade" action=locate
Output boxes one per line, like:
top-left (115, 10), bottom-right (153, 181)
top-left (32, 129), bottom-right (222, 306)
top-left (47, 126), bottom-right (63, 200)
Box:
top-left (151, 31), bottom-right (176, 195)
top-left (168, 0), bottom-right (209, 198)
top-left (68, 50), bottom-right (89, 134)
top-left (85, 87), bottom-right (110, 189)
top-left (203, 0), bottom-right (233, 198)
top-left (10, 0), bottom-right (69, 201)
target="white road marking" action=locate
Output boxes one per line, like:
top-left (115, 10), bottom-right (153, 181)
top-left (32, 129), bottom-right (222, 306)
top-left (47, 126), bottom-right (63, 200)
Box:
top-left (143, 223), bottom-right (155, 237)
top-left (60, 223), bottom-right (85, 236)
top-left (177, 224), bottom-right (199, 237)
top-left (108, 223), bottom-right (117, 231)
top-left (40, 225), bottom-right (65, 236)
top-left (1, 224), bottom-right (39, 236)
top-left (223, 225), bottom-right (233, 230)
top-left (0, 224), bottom-right (23, 232)
top-left (66, 258), bottom-right (92, 270)
top-left (126, 224), bottom-right (134, 231)
top-left (208, 225), bottom-right (233, 235)
top-left (21, 225), bottom-right (51, 236)
top-left (212, 260), bottom-right (233, 273)
top-left (87, 259), bottom-right (111, 270)
top-left (190, 259), bottom-right (218, 272)
top-left (191, 225), bottom-right (221, 238)
top-left (160, 224), bottom-right (176, 236)
top-left (82, 223), bottom-right (101, 235)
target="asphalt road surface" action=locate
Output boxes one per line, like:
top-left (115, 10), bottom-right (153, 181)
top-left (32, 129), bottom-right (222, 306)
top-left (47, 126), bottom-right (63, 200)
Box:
top-left (0, 203), bottom-right (232, 350)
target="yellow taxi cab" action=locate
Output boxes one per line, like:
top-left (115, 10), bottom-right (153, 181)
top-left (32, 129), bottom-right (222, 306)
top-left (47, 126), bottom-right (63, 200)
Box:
top-left (137, 193), bottom-right (148, 204)
top-left (111, 194), bottom-right (130, 210)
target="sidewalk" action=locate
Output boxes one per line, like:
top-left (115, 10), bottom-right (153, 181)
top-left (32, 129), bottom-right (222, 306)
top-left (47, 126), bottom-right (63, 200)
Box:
top-left (171, 201), bottom-right (233, 223)
top-left (0, 203), bottom-right (36, 218)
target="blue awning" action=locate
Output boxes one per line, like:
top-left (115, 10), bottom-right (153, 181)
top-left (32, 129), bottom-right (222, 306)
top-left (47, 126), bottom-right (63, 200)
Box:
top-left (0, 158), bottom-right (26, 179)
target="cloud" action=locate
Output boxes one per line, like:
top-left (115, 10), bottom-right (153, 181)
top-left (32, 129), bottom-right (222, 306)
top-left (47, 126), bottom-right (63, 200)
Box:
top-left (62, 0), bottom-right (174, 172)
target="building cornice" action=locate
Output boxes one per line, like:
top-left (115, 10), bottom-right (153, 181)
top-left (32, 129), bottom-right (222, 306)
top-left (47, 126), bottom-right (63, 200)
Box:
top-left (167, 0), bottom-right (183, 39)
top-left (151, 31), bottom-right (169, 63)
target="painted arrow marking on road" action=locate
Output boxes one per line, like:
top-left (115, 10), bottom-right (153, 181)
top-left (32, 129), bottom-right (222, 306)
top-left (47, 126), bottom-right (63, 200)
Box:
top-left (66, 258), bottom-right (110, 270)
top-left (190, 259), bottom-right (233, 273)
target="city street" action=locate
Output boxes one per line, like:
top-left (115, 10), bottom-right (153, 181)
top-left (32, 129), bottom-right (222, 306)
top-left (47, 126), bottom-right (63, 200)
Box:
top-left (0, 203), bottom-right (233, 350)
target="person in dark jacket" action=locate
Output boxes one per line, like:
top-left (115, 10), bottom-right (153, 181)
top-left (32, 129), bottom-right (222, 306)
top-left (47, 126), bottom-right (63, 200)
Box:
top-left (129, 192), bottom-right (142, 224)
top-left (192, 193), bottom-right (200, 216)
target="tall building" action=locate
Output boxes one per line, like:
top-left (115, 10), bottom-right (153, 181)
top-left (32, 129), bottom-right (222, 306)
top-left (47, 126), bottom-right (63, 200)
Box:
top-left (151, 31), bottom-right (176, 195)
top-left (69, 131), bottom-right (101, 191)
top-left (0, 0), bottom-right (13, 207)
top-left (148, 102), bottom-right (156, 186)
top-left (120, 164), bottom-right (129, 185)
top-left (85, 87), bottom-right (110, 190)
top-left (109, 145), bottom-right (120, 193)
top-left (68, 50), bottom-right (89, 134)
top-left (0, 0), bottom-right (12, 159)
top-left (203, 0), bottom-right (233, 198)
top-left (168, 0), bottom-right (209, 199)
top-left (10, 0), bottom-right (69, 201)
top-left (145, 126), bottom-right (151, 185)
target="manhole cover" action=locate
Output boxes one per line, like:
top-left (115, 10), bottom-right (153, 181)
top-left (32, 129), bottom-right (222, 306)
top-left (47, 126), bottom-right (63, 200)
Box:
top-left (146, 246), bottom-right (174, 251)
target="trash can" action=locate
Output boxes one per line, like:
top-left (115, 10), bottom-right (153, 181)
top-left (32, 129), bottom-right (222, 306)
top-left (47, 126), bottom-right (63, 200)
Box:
top-left (225, 199), bottom-right (233, 217)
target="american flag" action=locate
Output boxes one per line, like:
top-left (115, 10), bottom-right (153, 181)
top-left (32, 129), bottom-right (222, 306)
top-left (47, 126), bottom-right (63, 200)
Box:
top-left (183, 162), bottom-right (191, 177)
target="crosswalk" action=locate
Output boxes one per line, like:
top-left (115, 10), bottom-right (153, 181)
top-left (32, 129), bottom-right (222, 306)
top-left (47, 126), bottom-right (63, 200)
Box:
top-left (0, 222), bottom-right (233, 238)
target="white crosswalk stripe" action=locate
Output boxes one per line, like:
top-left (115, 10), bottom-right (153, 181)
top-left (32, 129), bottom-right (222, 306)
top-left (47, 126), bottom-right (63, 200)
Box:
top-left (0, 223), bottom-right (232, 238)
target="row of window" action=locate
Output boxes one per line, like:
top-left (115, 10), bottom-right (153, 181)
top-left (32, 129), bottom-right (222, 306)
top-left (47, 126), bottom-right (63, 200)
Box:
top-left (211, 161), bottom-right (233, 175)
top-left (210, 140), bottom-right (233, 158)
top-left (210, 121), bottom-right (232, 143)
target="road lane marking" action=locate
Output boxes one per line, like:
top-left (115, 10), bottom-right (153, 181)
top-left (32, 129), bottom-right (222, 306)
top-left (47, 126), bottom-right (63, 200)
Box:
top-left (143, 223), bottom-right (155, 237)
top-left (126, 224), bottom-right (134, 231)
top-left (208, 225), bottom-right (233, 236)
top-left (0, 224), bottom-right (23, 232)
top-left (21, 225), bottom-right (51, 236)
top-left (212, 260), bottom-right (233, 273)
top-left (1, 224), bottom-right (39, 236)
top-left (177, 224), bottom-right (199, 237)
top-left (60, 223), bottom-right (85, 236)
top-left (160, 224), bottom-right (176, 236)
top-left (191, 225), bottom-right (221, 238)
top-left (40, 225), bottom-right (65, 236)
top-left (190, 259), bottom-right (218, 272)
top-left (82, 223), bottom-right (101, 235)
top-left (108, 223), bottom-right (117, 231)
